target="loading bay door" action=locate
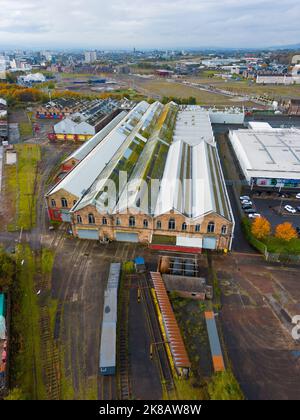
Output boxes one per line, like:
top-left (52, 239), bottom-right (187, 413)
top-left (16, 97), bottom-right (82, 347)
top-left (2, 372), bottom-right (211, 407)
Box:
top-left (77, 229), bottom-right (99, 240)
top-left (203, 237), bottom-right (217, 250)
top-left (116, 232), bottom-right (139, 243)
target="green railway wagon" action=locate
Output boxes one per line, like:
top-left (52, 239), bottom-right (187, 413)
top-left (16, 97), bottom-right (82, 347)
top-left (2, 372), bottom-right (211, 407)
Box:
top-left (0, 294), bottom-right (5, 318)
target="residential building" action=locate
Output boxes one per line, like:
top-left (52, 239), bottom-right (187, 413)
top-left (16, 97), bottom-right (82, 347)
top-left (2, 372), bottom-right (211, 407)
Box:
top-left (84, 51), bottom-right (97, 64)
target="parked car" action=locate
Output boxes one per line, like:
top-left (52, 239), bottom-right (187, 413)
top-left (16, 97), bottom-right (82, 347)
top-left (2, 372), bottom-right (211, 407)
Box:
top-left (241, 200), bottom-right (253, 206)
top-left (244, 208), bottom-right (256, 214)
top-left (242, 204), bottom-right (253, 210)
top-left (296, 207), bottom-right (300, 212)
top-left (296, 193), bottom-right (300, 199)
top-left (248, 213), bottom-right (261, 219)
top-left (284, 205), bottom-right (296, 214)
top-left (240, 196), bottom-right (250, 201)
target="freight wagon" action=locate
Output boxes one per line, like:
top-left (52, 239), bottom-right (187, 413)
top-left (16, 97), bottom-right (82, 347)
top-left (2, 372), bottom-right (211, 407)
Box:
top-left (99, 263), bottom-right (121, 376)
top-left (0, 294), bottom-right (5, 318)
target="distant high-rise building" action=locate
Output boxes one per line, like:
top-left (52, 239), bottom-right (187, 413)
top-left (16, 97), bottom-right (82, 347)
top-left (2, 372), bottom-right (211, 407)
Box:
top-left (85, 51), bottom-right (97, 64)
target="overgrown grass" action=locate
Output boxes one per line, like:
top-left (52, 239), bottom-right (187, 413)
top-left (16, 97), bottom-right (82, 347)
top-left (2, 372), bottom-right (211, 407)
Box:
top-left (208, 370), bottom-right (244, 400)
top-left (7, 144), bottom-right (41, 232)
top-left (19, 122), bottom-right (33, 138)
top-left (9, 245), bottom-right (47, 400)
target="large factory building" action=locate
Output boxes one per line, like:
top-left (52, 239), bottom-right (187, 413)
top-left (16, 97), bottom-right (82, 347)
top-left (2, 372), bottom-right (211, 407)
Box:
top-left (46, 101), bottom-right (235, 252)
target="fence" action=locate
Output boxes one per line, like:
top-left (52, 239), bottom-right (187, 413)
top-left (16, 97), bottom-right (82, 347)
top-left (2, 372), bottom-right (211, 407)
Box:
top-left (241, 219), bottom-right (300, 265)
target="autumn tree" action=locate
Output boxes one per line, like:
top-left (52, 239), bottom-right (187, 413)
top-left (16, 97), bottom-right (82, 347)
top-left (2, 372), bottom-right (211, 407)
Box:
top-left (275, 222), bottom-right (298, 242)
top-left (251, 217), bottom-right (271, 239)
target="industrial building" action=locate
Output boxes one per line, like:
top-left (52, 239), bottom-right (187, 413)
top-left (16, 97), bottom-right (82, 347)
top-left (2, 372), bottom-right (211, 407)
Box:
top-left (229, 124), bottom-right (300, 189)
top-left (48, 99), bottom-right (122, 142)
top-left (0, 98), bottom-right (8, 142)
top-left (18, 72), bottom-right (46, 85)
top-left (46, 101), bottom-right (234, 252)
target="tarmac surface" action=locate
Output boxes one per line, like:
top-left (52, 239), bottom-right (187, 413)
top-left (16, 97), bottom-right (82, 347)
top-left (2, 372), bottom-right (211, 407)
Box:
top-left (214, 253), bottom-right (300, 400)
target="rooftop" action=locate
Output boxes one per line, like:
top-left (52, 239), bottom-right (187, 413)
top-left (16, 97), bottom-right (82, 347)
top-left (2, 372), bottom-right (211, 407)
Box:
top-left (230, 128), bottom-right (300, 179)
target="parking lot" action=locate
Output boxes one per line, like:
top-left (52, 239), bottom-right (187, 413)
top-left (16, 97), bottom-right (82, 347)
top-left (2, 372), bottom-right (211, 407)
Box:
top-left (240, 192), bottom-right (300, 231)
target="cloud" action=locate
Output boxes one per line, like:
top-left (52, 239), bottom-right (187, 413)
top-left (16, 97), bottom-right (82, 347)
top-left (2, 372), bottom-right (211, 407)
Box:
top-left (0, 0), bottom-right (299, 48)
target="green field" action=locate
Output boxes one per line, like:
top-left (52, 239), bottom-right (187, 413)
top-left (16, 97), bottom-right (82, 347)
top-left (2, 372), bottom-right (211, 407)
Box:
top-left (190, 75), bottom-right (300, 100)
top-left (136, 79), bottom-right (257, 106)
top-left (6, 144), bottom-right (41, 231)
top-left (19, 122), bottom-right (33, 138)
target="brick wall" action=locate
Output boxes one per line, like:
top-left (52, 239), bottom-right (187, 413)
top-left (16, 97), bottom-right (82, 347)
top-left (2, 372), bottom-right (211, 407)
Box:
top-left (71, 206), bottom-right (233, 250)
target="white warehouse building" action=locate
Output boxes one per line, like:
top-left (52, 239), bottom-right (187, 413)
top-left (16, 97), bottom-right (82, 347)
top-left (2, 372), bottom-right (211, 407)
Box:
top-left (229, 125), bottom-right (300, 189)
top-left (229, 123), bottom-right (300, 188)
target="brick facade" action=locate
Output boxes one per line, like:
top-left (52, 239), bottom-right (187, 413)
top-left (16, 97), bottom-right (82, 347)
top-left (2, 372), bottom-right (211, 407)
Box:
top-left (71, 205), bottom-right (233, 250)
top-left (46, 188), bottom-right (79, 222)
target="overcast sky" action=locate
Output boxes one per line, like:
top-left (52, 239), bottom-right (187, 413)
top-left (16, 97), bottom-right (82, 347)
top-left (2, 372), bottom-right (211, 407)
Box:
top-left (0, 0), bottom-right (299, 49)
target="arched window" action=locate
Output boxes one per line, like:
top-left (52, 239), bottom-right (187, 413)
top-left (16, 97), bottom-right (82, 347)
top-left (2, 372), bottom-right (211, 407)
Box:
top-left (102, 217), bottom-right (108, 225)
top-left (73, 200), bottom-right (77, 206)
top-left (182, 222), bottom-right (187, 231)
top-left (156, 220), bottom-right (162, 230)
top-left (51, 199), bottom-right (56, 208)
top-left (88, 214), bottom-right (95, 224)
top-left (207, 221), bottom-right (215, 233)
top-left (143, 219), bottom-right (149, 228)
top-left (116, 217), bottom-right (121, 226)
top-left (61, 197), bottom-right (68, 208)
top-left (168, 219), bottom-right (176, 230)
top-left (195, 224), bottom-right (201, 233)
top-left (77, 215), bottom-right (82, 224)
top-left (221, 225), bottom-right (227, 235)
top-left (129, 216), bottom-right (136, 227)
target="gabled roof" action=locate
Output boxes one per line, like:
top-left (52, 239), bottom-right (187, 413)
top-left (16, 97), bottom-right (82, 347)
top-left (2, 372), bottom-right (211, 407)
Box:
top-left (47, 102), bottom-right (150, 199)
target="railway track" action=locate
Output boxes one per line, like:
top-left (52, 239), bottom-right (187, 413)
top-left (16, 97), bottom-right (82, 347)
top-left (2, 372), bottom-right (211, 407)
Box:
top-left (100, 375), bottom-right (114, 400)
top-left (40, 307), bottom-right (61, 400)
top-left (137, 274), bottom-right (177, 398)
top-left (117, 274), bottom-right (132, 400)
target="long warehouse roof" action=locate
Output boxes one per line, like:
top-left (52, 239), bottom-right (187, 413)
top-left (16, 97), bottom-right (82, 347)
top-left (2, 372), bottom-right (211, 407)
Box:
top-left (62, 111), bottom-right (128, 164)
top-left (47, 101), bottom-right (150, 198)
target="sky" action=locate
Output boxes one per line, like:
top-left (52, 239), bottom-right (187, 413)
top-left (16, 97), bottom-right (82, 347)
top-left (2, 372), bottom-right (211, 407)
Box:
top-left (0, 0), bottom-right (299, 49)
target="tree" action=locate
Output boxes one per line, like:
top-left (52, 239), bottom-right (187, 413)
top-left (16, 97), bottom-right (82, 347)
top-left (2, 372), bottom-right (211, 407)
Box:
top-left (251, 217), bottom-right (271, 239)
top-left (0, 249), bottom-right (15, 290)
top-left (275, 222), bottom-right (297, 242)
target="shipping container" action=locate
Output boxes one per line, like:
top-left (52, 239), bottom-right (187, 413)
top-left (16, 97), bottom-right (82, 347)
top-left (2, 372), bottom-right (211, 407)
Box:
top-left (99, 263), bottom-right (121, 376)
top-left (99, 323), bottom-right (116, 376)
top-left (205, 311), bottom-right (225, 372)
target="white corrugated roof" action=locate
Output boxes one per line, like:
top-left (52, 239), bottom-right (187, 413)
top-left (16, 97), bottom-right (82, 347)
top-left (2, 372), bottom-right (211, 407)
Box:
top-left (48, 102), bottom-right (150, 198)
top-left (154, 139), bottom-right (232, 220)
top-left (173, 109), bottom-right (215, 146)
top-left (62, 111), bottom-right (127, 163)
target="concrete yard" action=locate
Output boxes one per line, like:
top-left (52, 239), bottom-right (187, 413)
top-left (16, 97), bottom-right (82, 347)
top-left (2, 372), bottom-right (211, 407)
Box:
top-left (214, 253), bottom-right (300, 400)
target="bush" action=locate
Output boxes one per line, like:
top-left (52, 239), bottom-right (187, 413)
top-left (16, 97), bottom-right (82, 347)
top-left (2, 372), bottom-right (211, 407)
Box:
top-left (208, 370), bottom-right (244, 400)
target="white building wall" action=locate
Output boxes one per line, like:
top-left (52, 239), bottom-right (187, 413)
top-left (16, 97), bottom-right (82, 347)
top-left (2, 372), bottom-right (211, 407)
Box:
top-left (229, 131), bottom-right (251, 183)
top-left (209, 111), bottom-right (245, 125)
